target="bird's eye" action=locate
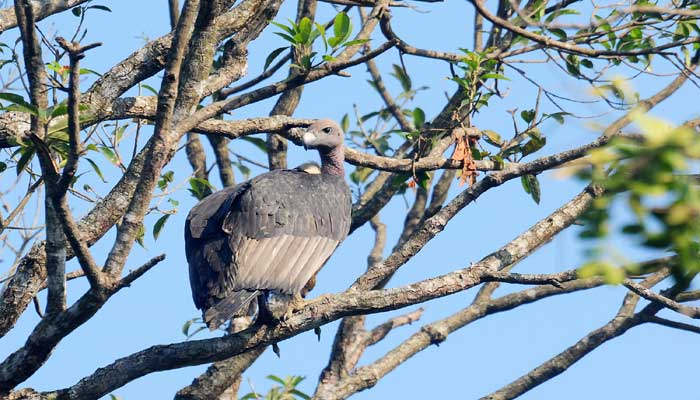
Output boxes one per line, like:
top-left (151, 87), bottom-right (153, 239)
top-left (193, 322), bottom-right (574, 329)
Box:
top-left (322, 127), bottom-right (332, 134)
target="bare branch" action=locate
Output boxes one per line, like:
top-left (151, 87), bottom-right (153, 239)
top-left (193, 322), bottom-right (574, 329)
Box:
top-left (641, 315), bottom-right (700, 335)
top-left (470, 0), bottom-right (700, 58)
top-left (623, 279), bottom-right (700, 319)
top-left (175, 347), bottom-right (266, 400)
top-left (0, 1), bottom-right (91, 33)
top-left (366, 308), bottom-right (424, 346)
top-left (481, 271), bottom-right (670, 400)
top-left (319, 277), bottom-right (605, 399)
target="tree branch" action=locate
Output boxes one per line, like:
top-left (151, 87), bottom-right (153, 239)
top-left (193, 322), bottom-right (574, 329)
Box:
top-left (623, 279), bottom-right (700, 319)
top-left (0, 1), bottom-right (91, 33)
top-left (480, 271), bottom-right (670, 400)
top-left (470, 0), bottom-right (700, 58)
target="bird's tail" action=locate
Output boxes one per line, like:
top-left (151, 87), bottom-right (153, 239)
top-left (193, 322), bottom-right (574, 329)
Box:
top-left (204, 290), bottom-right (261, 330)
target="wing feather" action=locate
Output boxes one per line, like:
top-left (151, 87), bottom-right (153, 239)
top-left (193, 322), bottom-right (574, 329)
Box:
top-left (283, 237), bottom-right (324, 290)
top-left (273, 236), bottom-right (314, 284)
top-left (276, 237), bottom-right (321, 287)
top-left (300, 239), bottom-right (339, 291)
top-left (232, 235), bottom-right (339, 294)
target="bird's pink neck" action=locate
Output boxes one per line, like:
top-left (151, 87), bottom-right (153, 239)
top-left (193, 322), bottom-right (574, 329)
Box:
top-left (320, 147), bottom-right (344, 176)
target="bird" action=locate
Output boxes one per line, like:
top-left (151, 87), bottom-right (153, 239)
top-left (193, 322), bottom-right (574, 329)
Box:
top-left (184, 119), bottom-right (351, 330)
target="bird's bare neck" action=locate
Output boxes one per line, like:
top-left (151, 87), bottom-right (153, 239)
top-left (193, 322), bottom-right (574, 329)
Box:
top-left (320, 147), bottom-right (344, 176)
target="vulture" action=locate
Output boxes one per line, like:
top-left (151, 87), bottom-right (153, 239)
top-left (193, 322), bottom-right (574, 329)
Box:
top-left (185, 119), bottom-right (351, 330)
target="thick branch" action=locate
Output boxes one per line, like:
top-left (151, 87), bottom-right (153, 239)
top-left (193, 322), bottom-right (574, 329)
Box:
top-left (54, 185), bottom-right (600, 397)
top-left (0, 1), bottom-right (90, 33)
top-left (0, 255), bottom-right (166, 393)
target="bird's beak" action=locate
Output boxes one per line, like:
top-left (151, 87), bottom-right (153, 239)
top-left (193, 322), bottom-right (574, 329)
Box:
top-left (302, 130), bottom-right (317, 150)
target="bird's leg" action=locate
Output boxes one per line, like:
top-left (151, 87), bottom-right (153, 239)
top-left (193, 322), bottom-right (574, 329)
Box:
top-left (256, 291), bottom-right (278, 325)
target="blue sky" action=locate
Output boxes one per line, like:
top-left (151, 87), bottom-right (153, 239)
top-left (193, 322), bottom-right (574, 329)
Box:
top-left (0, 0), bottom-right (698, 399)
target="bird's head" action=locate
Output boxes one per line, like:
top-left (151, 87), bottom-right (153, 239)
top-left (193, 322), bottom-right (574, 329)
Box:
top-left (302, 119), bottom-right (344, 152)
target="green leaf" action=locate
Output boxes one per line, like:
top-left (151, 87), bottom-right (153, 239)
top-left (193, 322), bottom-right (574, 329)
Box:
top-left (300, 54), bottom-right (313, 70)
top-left (520, 174), bottom-right (541, 204)
top-left (565, 54), bottom-right (580, 76)
top-left (235, 163), bottom-right (250, 180)
top-left (87, 5), bottom-right (112, 12)
top-left (333, 12), bottom-right (351, 45)
top-left (158, 170), bottom-right (174, 190)
top-left (188, 178), bottom-right (215, 200)
top-left (241, 136), bottom-right (267, 153)
top-left (16, 147), bottom-right (34, 176)
top-left (181, 318), bottom-right (201, 336)
top-left (86, 158), bottom-right (106, 182)
top-left (327, 36), bottom-right (341, 48)
top-left (390, 172), bottom-right (411, 188)
top-left (267, 375), bottom-right (287, 386)
top-left (489, 155), bottom-right (505, 169)
top-left (186, 326), bottom-right (206, 339)
top-left (0, 161), bottom-right (6, 173)
top-left (482, 129), bottom-right (502, 146)
top-left (391, 64), bottom-right (412, 92)
top-left (298, 17), bottom-right (313, 44)
top-left (412, 107), bottom-right (425, 130)
top-left (0, 93), bottom-right (38, 116)
top-left (273, 31), bottom-right (296, 44)
top-left (5, 103), bottom-right (39, 116)
top-left (152, 214), bottom-right (170, 240)
top-left (621, 224), bottom-right (644, 234)
top-left (522, 135), bottom-right (546, 156)
top-left (480, 73), bottom-right (510, 81)
top-left (135, 224), bottom-right (146, 248)
top-left (350, 166), bottom-right (372, 184)
top-left (548, 28), bottom-right (567, 40)
top-left (264, 47), bottom-right (287, 71)
top-left (520, 109), bottom-right (535, 124)
top-left (271, 20), bottom-right (295, 36)
top-left (99, 146), bottom-right (119, 165)
top-left (340, 114), bottom-right (350, 132)
top-left (315, 22), bottom-right (328, 52)
top-left (545, 112), bottom-right (569, 124)
top-left (580, 59), bottom-right (594, 68)
top-left (79, 68), bottom-right (101, 76)
top-left (71, 6), bottom-right (82, 16)
top-left (416, 171), bottom-right (431, 190)
top-left (290, 389), bottom-right (312, 400)
top-left (342, 38), bottom-right (369, 47)
top-left (140, 84), bottom-right (158, 96)
top-left (50, 103), bottom-right (68, 118)
top-left (545, 8), bottom-right (580, 22)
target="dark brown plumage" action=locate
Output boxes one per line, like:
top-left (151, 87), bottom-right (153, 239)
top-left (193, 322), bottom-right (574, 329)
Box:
top-left (185, 119), bottom-right (351, 330)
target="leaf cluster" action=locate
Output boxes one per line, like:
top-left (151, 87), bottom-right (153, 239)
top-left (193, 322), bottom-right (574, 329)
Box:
top-left (241, 375), bottom-right (311, 400)
top-left (269, 12), bottom-right (367, 72)
top-left (579, 112), bottom-right (700, 284)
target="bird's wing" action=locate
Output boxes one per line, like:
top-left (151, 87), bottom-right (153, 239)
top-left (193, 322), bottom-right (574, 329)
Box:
top-left (224, 170), bottom-right (351, 294)
top-left (185, 183), bottom-right (249, 311)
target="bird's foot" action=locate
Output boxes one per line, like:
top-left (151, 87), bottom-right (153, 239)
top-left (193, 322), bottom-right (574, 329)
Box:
top-left (281, 293), bottom-right (306, 323)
